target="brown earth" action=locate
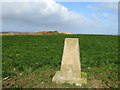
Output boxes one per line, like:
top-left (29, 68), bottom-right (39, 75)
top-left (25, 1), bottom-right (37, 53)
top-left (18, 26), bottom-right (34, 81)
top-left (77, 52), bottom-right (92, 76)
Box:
top-left (59, 32), bottom-right (72, 34)
top-left (0, 31), bottom-right (72, 35)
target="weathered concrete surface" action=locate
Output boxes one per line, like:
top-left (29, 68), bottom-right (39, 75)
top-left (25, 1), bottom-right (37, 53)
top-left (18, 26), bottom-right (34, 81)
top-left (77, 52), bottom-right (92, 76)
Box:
top-left (52, 38), bottom-right (87, 86)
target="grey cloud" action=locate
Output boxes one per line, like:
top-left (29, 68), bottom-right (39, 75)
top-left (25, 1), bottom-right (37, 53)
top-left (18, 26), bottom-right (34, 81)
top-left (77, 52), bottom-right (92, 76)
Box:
top-left (2, 0), bottom-right (118, 35)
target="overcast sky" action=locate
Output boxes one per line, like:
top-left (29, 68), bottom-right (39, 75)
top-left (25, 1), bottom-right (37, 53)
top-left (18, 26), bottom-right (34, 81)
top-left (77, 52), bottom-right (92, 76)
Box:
top-left (2, 0), bottom-right (118, 35)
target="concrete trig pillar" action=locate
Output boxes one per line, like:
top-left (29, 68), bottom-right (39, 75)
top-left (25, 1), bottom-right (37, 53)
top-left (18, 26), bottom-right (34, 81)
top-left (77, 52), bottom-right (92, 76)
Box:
top-left (52, 38), bottom-right (87, 86)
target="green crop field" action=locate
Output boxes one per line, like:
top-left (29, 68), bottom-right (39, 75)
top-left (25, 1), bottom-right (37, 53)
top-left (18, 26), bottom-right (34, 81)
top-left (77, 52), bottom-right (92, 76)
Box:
top-left (2, 34), bottom-right (119, 88)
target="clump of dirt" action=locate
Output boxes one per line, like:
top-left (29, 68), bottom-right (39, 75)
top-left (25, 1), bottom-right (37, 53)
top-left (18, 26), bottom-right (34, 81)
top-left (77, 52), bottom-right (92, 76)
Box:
top-left (89, 79), bottom-right (108, 88)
